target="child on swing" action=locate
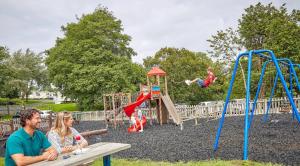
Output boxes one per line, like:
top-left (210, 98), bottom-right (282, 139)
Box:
top-left (185, 67), bottom-right (217, 88)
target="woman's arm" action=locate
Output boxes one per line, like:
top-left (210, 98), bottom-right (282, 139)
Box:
top-left (71, 127), bottom-right (89, 148)
top-left (47, 131), bottom-right (63, 154)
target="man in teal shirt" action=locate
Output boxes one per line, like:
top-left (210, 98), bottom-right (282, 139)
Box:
top-left (5, 109), bottom-right (58, 166)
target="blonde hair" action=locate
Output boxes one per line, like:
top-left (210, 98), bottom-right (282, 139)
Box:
top-left (207, 66), bottom-right (212, 71)
top-left (52, 112), bottom-right (72, 138)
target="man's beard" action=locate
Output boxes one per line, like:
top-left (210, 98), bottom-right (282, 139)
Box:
top-left (30, 122), bottom-right (40, 129)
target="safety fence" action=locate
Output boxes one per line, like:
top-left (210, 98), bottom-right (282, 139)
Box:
top-left (176, 96), bottom-right (300, 123)
top-left (1, 96), bottom-right (299, 137)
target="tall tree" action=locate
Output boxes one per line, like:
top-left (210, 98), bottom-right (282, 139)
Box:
top-left (239, 3), bottom-right (300, 97)
top-left (239, 3), bottom-right (300, 60)
top-left (7, 49), bottom-right (47, 101)
top-left (46, 6), bottom-right (145, 111)
top-left (0, 46), bottom-right (10, 94)
top-left (144, 47), bottom-right (225, 104)
top-left (207, 3), bottom-right (300, 99)
top-left (207, 27), bottom-right (247, 90)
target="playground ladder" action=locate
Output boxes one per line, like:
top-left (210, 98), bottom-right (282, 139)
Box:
top-left (161, 95), bottom-right (182, 125)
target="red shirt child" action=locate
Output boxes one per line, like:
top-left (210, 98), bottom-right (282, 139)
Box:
top-left (203, 71), bottom-right (216, 87)
top-left (185, 67), bottom-right (217, 88)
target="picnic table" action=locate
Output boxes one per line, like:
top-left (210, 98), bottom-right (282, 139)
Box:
top-left (31, 142), bottom-right (131, 166)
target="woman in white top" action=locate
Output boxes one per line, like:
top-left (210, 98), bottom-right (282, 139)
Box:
top-left (47, 112), bottom-right (88, 154)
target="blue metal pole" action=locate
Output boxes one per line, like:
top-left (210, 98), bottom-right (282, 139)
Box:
top-left (213, 53), bottom-right (247, 151)
top-left (291, 65), bottom-right (300, 91)
top-left (289, 65), bottom-right (295, 120)
top-left (103, 155), bottom-right (111, 166)
top-left (263, 72), bottom-right (279, 122)
top-left (266, 50), bottom-right (300, 123)
top-left (290, 65), bottom-right (293, 95)
top-left (275, 58), bottom-right (300, 91)
top-left (243, 50), bottom-right (253, 160)
top-left (248, 60), bottom-right (268, 128)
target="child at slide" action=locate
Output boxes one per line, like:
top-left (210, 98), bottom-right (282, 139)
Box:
top-left (130, 115), bottom-right (136, 130)
top-left (185, 67), bottom-right (217, 88)
top-left (137, 108), bottom-right (143, 132)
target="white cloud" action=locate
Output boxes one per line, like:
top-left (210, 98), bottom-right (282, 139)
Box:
top-left (0, 0), bottom-right (299, 63)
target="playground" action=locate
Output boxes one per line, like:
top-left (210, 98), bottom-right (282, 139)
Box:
top-left (2, 50), bottom-right (300, 165)
top-left (2, 1), bottom-right (300, 165)
top-left (98, 50), bottom-right (300, 165)
top-left (1, 113), bottom-right (300, 165)
top-left (30, 113), bottom-right (300, 165)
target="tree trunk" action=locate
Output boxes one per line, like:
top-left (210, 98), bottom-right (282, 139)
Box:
top-left (6, 104), bottom-right (10, 115)
top-left (258, 58), bottom-right (265, 98)
top-left (239, 61), bottom-right (247, 90)
top-left (25, 92), bottom-right (29, 102)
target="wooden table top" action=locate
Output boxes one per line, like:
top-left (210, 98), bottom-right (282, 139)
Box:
top-left (31, 142), bottom-right (131, 166)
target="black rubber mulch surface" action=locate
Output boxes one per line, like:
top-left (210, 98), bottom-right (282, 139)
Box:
top-left (1, 114), bottom-right (300, 165)
top-left (75, 114), bottom-right (300, 166)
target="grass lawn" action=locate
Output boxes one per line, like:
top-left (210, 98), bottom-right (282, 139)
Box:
top-left (92, 158), bottom-right (280, 166)
top-left (0, 114), bottom-right (12, 120)
top-left (0, 98), bottom-right (49, 105)
top-left (0, 157), bottom-right (281, 166)
top-left (35, 103), bottom-right (78, 112)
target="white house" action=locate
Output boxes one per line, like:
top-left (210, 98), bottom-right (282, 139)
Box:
top-left (28, 90), bottom-right (70, 104)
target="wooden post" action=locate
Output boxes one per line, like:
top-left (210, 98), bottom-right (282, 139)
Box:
top-left (10, 119), bottom-right (14, 133)
top-left (165, 76), bottom-right (168, 95)
top-left (112, 94), bottom-right (116, 129)
top-left (157, 75), bottom-right (160, 86)
top-left (147, 76), bottom-right (150, 87)
top-left (120, 95), bottom-right (124, 125)
top-left (159, 98), bottom-right (162, 125)
top-left (128, 93), bottom-right (132, 103)
top-left (103, 95), bottom-right (108, 128)
top-left (149, 100), bottom-right (152, 125)
top-left (49, 112), bottom-right (53, 130)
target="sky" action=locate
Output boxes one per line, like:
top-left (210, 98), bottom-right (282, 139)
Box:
top-left (0, 0), bottom-right (299, 64)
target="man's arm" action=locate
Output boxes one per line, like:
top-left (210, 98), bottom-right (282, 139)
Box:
top-left (45, 146), bottom-right (58, 156)
top-left (11, 152), bottom-right (52, 166)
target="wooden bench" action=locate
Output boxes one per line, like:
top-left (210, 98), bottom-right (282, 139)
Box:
top-left (31, 142), bottom-right (131, 166)
top-left (80, 129), bottom-right (108, 137)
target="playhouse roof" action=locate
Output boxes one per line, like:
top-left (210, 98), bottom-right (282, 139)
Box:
top-left (147, 67), bottom-right (166, 76)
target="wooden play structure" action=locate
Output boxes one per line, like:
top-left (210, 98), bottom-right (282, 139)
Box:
top-left (146, 67), bottom-right (182, 126)
top-left (103, 93), bottom-right (131, 128)
top-left (104, 67), bottom-right (182, 129)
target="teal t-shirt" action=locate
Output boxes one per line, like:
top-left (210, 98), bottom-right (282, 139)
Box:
top-left (5, 128), bottom-right (51, 166)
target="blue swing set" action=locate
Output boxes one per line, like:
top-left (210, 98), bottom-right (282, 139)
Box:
top-left (213, 49), bottom-right (300, 160)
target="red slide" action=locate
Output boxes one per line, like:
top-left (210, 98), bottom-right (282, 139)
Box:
top-left (123, 92), bottom-right (151, 117)
top-left (124, 92), bottom-right (151, 133)
top-left (127, 116), bottom-right (147, 132)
